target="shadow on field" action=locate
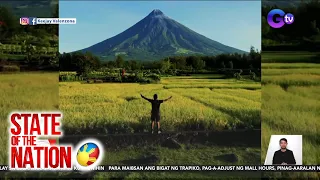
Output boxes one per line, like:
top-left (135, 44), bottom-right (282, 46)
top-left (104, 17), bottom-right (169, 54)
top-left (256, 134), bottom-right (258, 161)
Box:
top-left (131, 116), bottom-right (150, 133)
top-left (291, 54), bottom-right (320, 63)
top-left (263, 81), bottom-right (318, 91)
top-left (59, 130), bottom-right (261, 149)
top-left (214, 154), bottom-right (239, 163)
top-left (124, 96), bottom-right (140, 102)
top-left (311, 54), bottom-right (320, 63)
top-left (121, 154), bottom-right (159, 165)
top-left (280, 84), bottom-right (289, 91)
top-left (209, 87), bottom-right (260, 91)
top-left (63, 112), bottom-right (259, 135)
top-left (173, 76), bottom-right (227, 79)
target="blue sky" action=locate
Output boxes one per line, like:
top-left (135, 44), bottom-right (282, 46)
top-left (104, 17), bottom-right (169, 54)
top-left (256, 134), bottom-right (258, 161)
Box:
top-left (59, 1), bottom-right (261, 53)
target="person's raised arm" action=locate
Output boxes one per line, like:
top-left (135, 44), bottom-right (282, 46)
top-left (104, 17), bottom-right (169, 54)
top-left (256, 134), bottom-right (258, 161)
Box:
top-left (140, 94), bottom-right (152, 102)
top-left (163, 96), bottom-right (172, 102)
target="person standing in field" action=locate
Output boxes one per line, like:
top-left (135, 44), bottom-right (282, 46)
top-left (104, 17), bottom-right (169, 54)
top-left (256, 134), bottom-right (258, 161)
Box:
top-left (140, 94), bottom-right (172, 134)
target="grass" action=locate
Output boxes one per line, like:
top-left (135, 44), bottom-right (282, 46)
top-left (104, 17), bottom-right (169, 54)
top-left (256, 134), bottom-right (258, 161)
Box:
top-left (94, 145), bottom-right (261, 179)
top-left (0, 53), bottom-right (56, 61)
top-left (262, 63), bottom-right (320, 69)
top-left (0, 54), bottom-right (26, 60)
top-left (162, 77), bottom-right (261, 90)
top-left (262, 74), bottom-right (320, 87)
top-left (0, 72), bottom-right (260, 179)
top-left (168, 88), bottom-right (260, 129)
top-left (261, 52), bottom-right (320, 178)
top-left (262, 68), bottom-right (320, 75)
top-left (0, 72), bottom-right (59, 164)
top-left (262, 52), bottom-right (319, 63)
top-left (0, 44), bottom-right (57, 52)
top-left (163, 84), bottom-right (261, 90)
top-left (59, 76), bottom-right (261, 133)
top-left (262, 85), bottom-right (320, 164)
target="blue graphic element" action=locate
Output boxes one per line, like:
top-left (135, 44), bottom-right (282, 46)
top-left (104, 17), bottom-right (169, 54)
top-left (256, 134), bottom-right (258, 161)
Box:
top-left (29, 17), bottom-right (37, 25)
top-left (79, 143), bottom-right (98, 152)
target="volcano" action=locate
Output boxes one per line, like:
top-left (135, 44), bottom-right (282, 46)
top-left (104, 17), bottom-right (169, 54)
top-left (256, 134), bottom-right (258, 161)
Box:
top-left (78, 9), bottom-right (246, 60)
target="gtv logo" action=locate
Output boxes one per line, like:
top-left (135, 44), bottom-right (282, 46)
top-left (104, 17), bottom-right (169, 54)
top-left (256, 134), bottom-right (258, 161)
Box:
top-left (267, 9), bottom-right (294, 28)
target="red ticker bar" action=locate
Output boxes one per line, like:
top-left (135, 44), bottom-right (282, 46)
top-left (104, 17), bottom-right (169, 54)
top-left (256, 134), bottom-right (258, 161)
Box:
top-left (1, 165), bottom-right (320, 172)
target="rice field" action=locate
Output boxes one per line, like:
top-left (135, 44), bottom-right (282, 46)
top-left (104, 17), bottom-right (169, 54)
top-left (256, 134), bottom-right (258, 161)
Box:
top-left (0, 73), bottom-right (59, 164)
top-left (95, 146), bottom-right (261, 179)
top-left (0, 72), bottom-right (259, 179)
top-left (261, 52), bottom-right (320, 178)
top-left (262, 63), bottom-right (320, 69)
top-left (59, 75), bottom-right (261, 134)
top-left (261, 52), bottom-right (319, 63)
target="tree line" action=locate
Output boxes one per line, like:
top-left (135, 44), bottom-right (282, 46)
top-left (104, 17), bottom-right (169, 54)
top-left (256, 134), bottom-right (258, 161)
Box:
top-left (0, 4), bottom-right (58, 43)
top-left (262, 0), bottom-right (320, 51)
top-left (59, 46), bottom-right (260, 75)
top-left (0, 4), bottom-right (59, 70)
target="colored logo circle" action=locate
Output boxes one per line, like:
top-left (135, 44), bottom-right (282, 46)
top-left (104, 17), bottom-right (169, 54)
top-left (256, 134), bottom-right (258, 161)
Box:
top-left (267, 9), bottom-right (294, 28)
top-left (76, 142), bottom-right (100, 167)
top-left (284, 13), bottom-right (294, 24)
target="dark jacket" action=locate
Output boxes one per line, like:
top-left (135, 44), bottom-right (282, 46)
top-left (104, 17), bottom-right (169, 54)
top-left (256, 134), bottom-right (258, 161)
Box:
top-left (272, 149), bottom-right (296, 165)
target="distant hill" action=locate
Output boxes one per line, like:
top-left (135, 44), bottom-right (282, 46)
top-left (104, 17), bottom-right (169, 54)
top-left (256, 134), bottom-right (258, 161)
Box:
top-left (78, 9), bottom-right (247, 61)
top-left (263, 1), bottom-right (301, 7)
top-left (0, 0), bottom-right (57, 17)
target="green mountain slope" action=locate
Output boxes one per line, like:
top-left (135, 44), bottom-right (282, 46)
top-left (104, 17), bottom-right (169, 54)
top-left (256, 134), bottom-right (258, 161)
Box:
top-left (79, 9), bottom-right (247, 61)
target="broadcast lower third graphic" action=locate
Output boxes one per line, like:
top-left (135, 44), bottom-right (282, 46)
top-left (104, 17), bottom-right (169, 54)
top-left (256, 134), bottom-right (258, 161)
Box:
top-left (8, 112), bottom-right (104, 172)
top-left (20, 17), bottom-right (77, 25)
top-left (1, 165), bottom-right (320, 172)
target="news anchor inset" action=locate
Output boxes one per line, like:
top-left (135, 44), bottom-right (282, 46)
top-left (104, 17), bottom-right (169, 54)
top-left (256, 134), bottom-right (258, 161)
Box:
top-left (272, 138), bottom-right (296, 165)
top-left (264, 135), bottom-right (302, 165)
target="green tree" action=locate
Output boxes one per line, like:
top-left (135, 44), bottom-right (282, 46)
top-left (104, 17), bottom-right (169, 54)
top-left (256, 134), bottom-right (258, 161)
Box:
top-left (115, 55), bottom-right (124, 68)
top-left (73, 52), bottom-right (101, 75)
top-left (310, 20), bottom-right (320, 35)
top-left (53, 2), bottom-right (59, 18)
top-left (228, 61), bottom-right (233, 69)
top-left (7, 44), bottom-right (12, 54)
top-left (175, 56), bottom-right (187, 69)
top-left (220, 61), bottom-right (225, 69)
top-left (128, 60), bottom-right (141, 70)
top-left (0, 6), bottom-right (18, 40)
top-left (25, 43), bottom-right (37, 65)
top-left (192, 56), bottom-right (205, 70)
top-left (21, 40), bottom-right (26, 54)
top-left (261, 17), bottom-right (270, 37)
top-left (160, 59), bottom-right (171, 73)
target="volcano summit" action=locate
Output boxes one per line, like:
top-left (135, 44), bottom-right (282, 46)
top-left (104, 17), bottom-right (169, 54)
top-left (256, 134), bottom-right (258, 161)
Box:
top-left (78, 9), bottom-right (246, 60)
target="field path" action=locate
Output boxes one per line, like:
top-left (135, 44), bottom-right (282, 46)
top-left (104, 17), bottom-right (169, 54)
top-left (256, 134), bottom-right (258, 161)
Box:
top-left (59, 129), bottom-right (261, 149)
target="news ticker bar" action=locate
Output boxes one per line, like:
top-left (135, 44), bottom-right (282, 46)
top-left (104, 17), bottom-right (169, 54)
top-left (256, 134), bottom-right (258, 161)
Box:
top-left (1, 165), bottom-right (320, 172)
